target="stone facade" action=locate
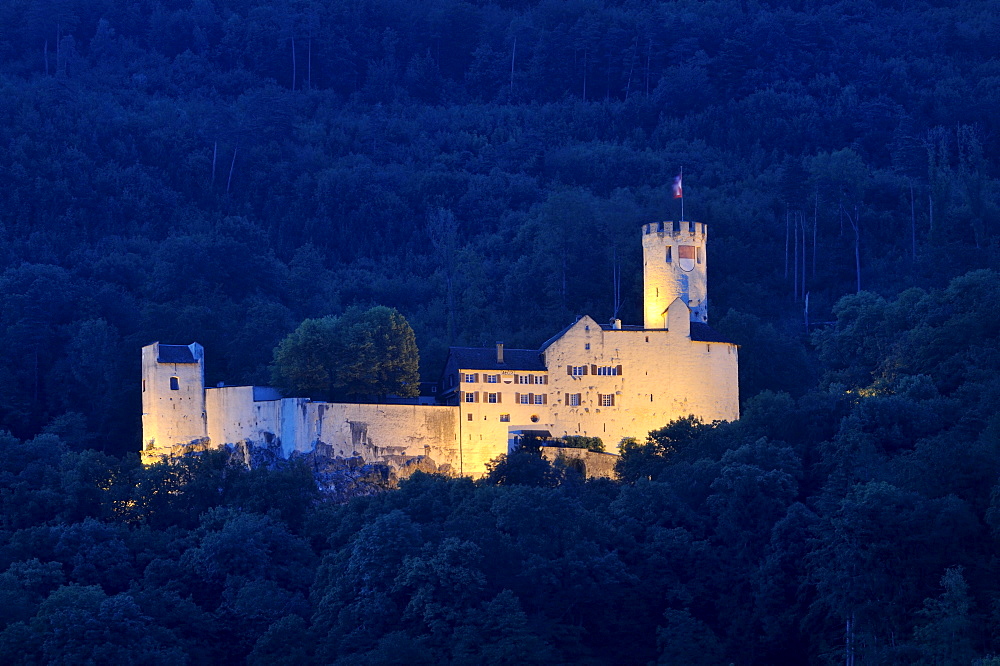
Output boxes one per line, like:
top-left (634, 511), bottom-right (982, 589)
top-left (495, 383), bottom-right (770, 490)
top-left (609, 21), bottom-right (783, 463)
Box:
top-left (141, 343), bottom-right (208, 462)
top-left (141, 220), bottom-right (739, 478)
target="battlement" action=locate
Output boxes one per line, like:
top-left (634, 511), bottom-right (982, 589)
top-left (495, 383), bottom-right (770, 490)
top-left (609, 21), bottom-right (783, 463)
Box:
top-left (642, 220), bottom-right (708, 237)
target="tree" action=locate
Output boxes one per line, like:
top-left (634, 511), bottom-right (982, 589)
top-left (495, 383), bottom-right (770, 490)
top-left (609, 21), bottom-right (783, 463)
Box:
top-left (913, 567), bottom-right (976, 666)
top-left (655, 608), bottom-right (726, 665)
top-left (616, 417), bottom-right (717, 483)
top-left (271, 306), bottom-right (420, 400)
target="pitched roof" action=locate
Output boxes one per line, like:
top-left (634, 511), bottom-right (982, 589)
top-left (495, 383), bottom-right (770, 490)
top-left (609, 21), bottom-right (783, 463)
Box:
top-left (157, 344), bottom-right (198, 363)
top-left (597, 324), bottom-right (645, 332)
top-left (594, 321), bottom-right (734, 343)
top-left (690, 322), bottom-right (735, 344)
top-left (448, 347), bottom-right (545, 371)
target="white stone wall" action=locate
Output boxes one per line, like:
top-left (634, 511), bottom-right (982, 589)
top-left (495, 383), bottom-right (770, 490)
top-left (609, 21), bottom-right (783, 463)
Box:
top-left (205, 386), bottom-right (463, 473)
top-left (457, 369), bottom-right (553, 477)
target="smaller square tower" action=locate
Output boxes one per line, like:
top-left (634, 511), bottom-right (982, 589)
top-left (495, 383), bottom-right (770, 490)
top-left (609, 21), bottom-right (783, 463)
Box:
top-left (141, 342), bottom-right (207, 463)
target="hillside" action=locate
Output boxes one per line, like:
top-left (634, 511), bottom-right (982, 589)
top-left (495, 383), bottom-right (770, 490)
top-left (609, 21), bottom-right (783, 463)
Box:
top-left (1, 0), bottom-right (1000, 662)
top-left (1, 0), bottom-right (998, 451)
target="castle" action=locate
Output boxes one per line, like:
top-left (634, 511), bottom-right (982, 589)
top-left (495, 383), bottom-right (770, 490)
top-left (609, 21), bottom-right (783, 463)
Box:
top-left (141, 220), bottom-right (739, 477)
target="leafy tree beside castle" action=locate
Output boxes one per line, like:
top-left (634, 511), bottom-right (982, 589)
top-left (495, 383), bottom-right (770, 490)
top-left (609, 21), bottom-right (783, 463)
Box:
top-left (271, 306), bottom-right (420, 401)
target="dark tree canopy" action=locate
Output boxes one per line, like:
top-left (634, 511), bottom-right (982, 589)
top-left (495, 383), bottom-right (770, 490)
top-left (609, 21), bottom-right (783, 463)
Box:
top-left (2, 0), bottom-right (1000, 663)
top-left (271, 306), bottom-right (420, 400)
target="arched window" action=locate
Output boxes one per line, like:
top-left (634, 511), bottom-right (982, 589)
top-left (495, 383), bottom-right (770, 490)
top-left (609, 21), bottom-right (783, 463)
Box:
top-left (170, 376), bottom-right (180, 390)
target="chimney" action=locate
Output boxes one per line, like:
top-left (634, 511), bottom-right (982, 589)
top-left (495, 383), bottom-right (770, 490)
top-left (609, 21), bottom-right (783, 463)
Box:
top-left (496, 342), bottom-right (504, 364)
top-left (612, 319), bottom-right (622, 330)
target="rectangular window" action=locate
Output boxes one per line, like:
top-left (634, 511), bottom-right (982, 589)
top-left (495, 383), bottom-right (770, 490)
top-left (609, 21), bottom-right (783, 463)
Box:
top-left (486, 374), bottom-right (499, 383)
top-left (464, 373), bottom-right (477, 383)
top-left (467, 413), bottom-right (473, 421)
top-left (519, 393), bottom-right (531, 404)
top-left (567, 393), bottom-right (581, 406)
top-left (465, 392), bottom-right (476, 403)
top-left (533, 394), bottom-right (545, 405)
top-left (599, 394), bottom-right (615, 407)
top-left (499, 414), bottom-right (510, 422)
top-left (666, 246), bottom-right (672, 262)
top-left (569, 366), bottom-right (587, 376)
top-left (487, 392), bottom-right (499, 404)
top-left (595, 366), bottom-right (622, 376)
top-left (170, 376), bottom-right (180, 390)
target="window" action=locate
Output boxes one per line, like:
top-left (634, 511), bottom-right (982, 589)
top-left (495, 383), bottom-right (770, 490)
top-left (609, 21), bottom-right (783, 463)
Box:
top-left (585, 343), bottom-right (590, 350)
top-left (666, 246), bottom-right (672, 262)
top-left (568, 365), bottom-right (587, 376)
top-left (534, 375), bottom-right (547, 385)
top-left (487, 392), bottom-right (499, 404)
top-left (596, 365), bottom-right (622, 376)
top-left (464, 391), bottom-right (477, 403)
top-left (170, 376), bottom-right (179, 390)
top-left (464, 373), bottom-right (477, 383)
top-left (467, 413), bottom-right (473, 421)
top-left (486, 374), bottom-right (499, 383)
top-left (519, 393), bottom-right (531, 404)
top-left (500, 414), bottom-right (510, 422)
top-left (533, 394), bottom-right (546, 405)
top-left (599, 394), bottom-right (615, 407)
top-left (567, 393), bottom-right (581, 406)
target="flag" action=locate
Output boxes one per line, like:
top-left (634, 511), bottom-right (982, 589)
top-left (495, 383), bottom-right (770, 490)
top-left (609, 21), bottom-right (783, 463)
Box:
top-left (672, 172), bottom-right (683, 198)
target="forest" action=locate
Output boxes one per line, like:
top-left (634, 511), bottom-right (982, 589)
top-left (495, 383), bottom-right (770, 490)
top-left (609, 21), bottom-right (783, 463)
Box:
top-left (1, 0), bottom-right (999, 662)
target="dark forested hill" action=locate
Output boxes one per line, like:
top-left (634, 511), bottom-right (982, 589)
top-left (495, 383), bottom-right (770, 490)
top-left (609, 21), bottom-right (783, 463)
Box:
top-left (2, 2), bottom-right (1000, 663)
top-left (0, 0), bottom-right (997, 451)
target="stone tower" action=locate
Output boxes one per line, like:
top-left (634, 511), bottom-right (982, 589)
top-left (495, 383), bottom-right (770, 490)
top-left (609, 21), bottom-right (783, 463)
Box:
top-left (642, 220), bottom-right (708, 329)
top-left (141, 342), bottom-right (207, 462)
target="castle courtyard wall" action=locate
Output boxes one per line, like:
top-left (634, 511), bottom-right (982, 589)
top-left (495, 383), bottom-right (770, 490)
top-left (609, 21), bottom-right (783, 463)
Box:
top-left (205, 387), bottom-right (463, 473)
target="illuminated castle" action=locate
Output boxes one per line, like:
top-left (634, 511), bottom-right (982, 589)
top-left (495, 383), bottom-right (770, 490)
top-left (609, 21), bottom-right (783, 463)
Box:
top-left (141, 221), bottom-right (739, 477)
